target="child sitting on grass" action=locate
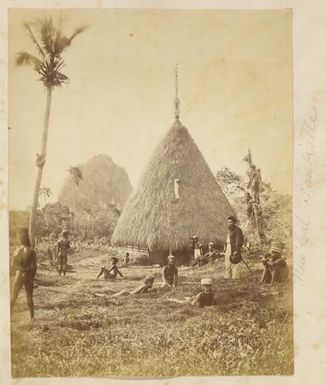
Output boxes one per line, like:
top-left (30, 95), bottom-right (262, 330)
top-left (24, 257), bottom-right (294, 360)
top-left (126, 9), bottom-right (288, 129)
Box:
top-left (161, 255), bottom-right (178, 288)
top-left (96, 257), bottom-right (124, 280)
top-left (167, 278), bottom-right (214, 308)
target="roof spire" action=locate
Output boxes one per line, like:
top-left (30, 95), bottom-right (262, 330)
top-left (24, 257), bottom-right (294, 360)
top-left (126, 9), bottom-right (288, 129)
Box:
top-left (174, 63), bottom-right (180, 120)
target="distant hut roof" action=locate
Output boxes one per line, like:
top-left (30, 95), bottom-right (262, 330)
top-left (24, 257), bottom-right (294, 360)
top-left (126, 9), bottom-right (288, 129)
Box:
top-left (111, 119), bottom-right (235, 251)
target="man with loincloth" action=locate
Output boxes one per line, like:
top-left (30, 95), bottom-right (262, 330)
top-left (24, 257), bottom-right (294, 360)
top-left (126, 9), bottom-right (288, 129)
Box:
top-left (11, 227), bottom-right (37, 320)
top-left (191, 235), bottom-right (203, 265)
top-left (94, 274), bottom-right (155, 298)
top-left (97, 257), bottom-right (124, 280)
top-left (161, 255), bottom-right (178, 288)
top-left (56, 230), bottom-right (71, 276)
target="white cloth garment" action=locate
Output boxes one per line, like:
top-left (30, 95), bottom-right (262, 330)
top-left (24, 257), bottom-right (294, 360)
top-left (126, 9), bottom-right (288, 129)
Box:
top-left (224, 234), bottom-right (244, 279)
top-left (194, 248), bottom-right (201, 260)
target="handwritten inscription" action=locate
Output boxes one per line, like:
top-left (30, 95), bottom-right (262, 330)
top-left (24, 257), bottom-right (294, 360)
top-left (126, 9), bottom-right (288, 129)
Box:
top-left (294, 105), bottom-right (317, 283)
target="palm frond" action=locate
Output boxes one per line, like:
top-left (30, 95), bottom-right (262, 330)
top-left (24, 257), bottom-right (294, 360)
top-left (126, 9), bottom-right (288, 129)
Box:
top-left (68, 166), bottom-right (83, 186)
top-left (53, 25), bottom-right (88, 55)
top-left (38, 57), bottom-right (69, 87)
top-left (69, 25), bottom-right (88, 43)
top-left (16, 52), bottom-right (42, 70)
top-left (18, 16), bottom-right (87, 88)
top-left (53, 30), bottom-right (70, 56)
top-left (38, 16), bottom-right (56, 56)
top-left (23, 22), bottom-right (45, 58)
top-left (40, 187), bottom-right (52, 197)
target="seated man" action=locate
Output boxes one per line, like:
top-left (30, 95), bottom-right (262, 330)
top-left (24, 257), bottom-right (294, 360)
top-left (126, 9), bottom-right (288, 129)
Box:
top-left (94, 274), bottom-right (155, 298)
top-left (97, 257), bottom-right (124, 280)
top-left (161, 255), bottom-right (178, 288)
top-left (167, 278), bottom-right (214, 308)
top-left (197, 252), bottom-right (209, 267)
top-left (200, 242), bottom-right (220, 265)
top-left (260, 241), bottom-right (288, 284)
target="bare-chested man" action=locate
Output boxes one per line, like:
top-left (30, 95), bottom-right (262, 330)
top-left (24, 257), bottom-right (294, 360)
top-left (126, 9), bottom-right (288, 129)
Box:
top-left (97, 257), bottom-right (124, 280)
top-left (11, 227), bottom-right (37, 320)
top-left (167, 278), bottom-right (214, 308)
top-left (94, 274), bottom-right (155, 299)
top-left (56, 230), bottom-right (71, 276)
top-left (161, 255), bottom-right (178, 288)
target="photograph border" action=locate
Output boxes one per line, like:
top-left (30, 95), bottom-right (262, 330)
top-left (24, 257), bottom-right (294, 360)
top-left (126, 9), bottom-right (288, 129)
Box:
top-left (1, 0), bottom-right (325, 384)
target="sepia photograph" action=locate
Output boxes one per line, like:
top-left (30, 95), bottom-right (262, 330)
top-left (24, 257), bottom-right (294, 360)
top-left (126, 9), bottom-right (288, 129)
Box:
top-left (8, 8), bottom-right (293, 377)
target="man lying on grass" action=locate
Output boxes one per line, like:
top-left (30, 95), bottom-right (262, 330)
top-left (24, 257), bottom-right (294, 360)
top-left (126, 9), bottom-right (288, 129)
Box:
top-left (96, 257), bottom-right (124, 280)
top-left (161, 255), bottom-right (178, 288)
top-left (93, 274), bottom-right (155, 298)
top-left (167, 278), bottom-right (214, 308)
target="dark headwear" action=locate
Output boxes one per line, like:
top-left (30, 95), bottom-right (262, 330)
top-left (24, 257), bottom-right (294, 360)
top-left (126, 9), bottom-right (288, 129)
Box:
top-left (227, 216), bottom-right (238, 224)
top-left (62, 230), bottom-right (69, 236)
top-left (18, 227), bottom-right (31, 247)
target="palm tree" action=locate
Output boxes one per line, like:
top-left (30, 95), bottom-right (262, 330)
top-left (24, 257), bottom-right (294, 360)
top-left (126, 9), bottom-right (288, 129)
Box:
top-left (68, 166), bottom-right (83, 214)
top-left (39, 186), bottom-right (52, 206)
top-left (16, 16), bottom-right (87, 244)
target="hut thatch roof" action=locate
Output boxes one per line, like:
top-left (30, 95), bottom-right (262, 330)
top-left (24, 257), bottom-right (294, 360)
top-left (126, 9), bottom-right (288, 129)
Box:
top-left (111, 119), bottom-right (235, 253)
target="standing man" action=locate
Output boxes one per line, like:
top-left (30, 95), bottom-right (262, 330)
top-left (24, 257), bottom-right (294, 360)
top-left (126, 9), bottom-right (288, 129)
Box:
top-left (224, 216), bottom-right (244, 279)
top-left (56, 230), bottom-right (71, 277)
top-left (11, 227), bottom-right (37, 321)
top-left (191, 236), bottom-right (203, 265)
top-left (161, 255), bottom-right (178, 288)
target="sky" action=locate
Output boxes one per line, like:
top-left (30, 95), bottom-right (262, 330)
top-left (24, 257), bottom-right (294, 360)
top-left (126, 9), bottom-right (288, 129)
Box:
top-left (8, 8), bottom-right (293, 210)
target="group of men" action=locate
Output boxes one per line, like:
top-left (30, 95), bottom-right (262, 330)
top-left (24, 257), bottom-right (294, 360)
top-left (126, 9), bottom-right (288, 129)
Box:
top-left (94, 253), bottom-right (215, 308)
top-left (190, 216), bottom-right (245, 279)
top-left (191, 216), bottom-right (288, 282)
top-left (10, 215), bottom-right (289, 321)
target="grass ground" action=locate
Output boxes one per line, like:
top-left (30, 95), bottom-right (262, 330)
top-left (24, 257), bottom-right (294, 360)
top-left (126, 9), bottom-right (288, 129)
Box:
top-left (11, 248), bottom-right (293, 377)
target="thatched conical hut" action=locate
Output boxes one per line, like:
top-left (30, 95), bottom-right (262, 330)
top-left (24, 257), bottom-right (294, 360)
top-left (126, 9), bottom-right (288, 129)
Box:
top-left (111, 70), bottom-right (235, 264)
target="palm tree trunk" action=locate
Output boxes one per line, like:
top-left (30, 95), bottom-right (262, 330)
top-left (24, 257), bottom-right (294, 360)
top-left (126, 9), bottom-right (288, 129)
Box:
top-left (29, 86), bottom-right (52, 244)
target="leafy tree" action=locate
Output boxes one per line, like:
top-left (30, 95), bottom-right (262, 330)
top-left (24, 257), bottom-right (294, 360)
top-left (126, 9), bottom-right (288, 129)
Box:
top-left (16, 16), bottom-right (87, 244)
top-left (75, 205), bottom-right (120, 241)
top-left (39, 186), bottom-right (52, 206)
top-left (9, 209), bottom-right (46, 246)
top-left (41, 202), bottom-right (74, 237)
